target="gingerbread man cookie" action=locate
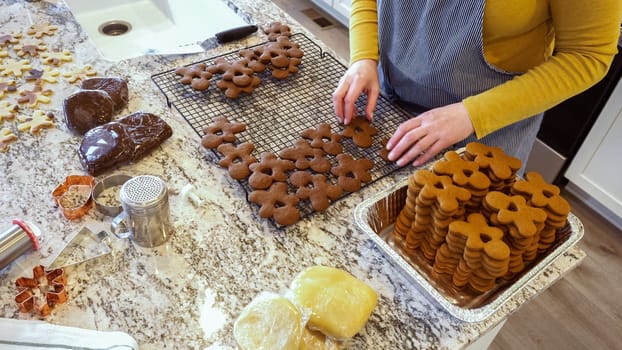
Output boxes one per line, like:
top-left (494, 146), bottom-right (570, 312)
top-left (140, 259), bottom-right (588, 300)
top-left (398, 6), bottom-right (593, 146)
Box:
top-left (0, 101), bottom-right (18, 122)
top-left (18, 83), bottom-right (53, 108)
top-left (208, 58), bottom-right (261, 98)
top-left (0, 32), bottom-right (22, 48)
top-left (175, 63), bottom-right (213, 91)
top-left (465, 142), bottom-right (522, 182)
top-left (25, 67), bottom-right (60, 83)
top-left (433, 150), bottom-right (491, 191)
top-left (238, 47), bottom-right (267, 73)
top-left (289, 171), bottom-right (343, 212)
top-left (248, 152), bottom-right (295, 189)
top-left (0, 59), bottom-right (32, 77)
top-left (62, 65), bottom-right (97, 83)
top-left (17, 110), bottom-right (55, 133)
top-left (0, 79), bottom-right (17, 99)
top-left (341, 116), bottom-right (378, 148)
top-left (41, 50), bottom-right (73, 66)
top-left (301, 123), bottom-right (343, 155)
top-left (216, 142), bottom-right (257, 180)
top-left (249, 182), bottom-right (300, 226)
top-left (511, 171), bottom-right (570, 218)
top-left (330, 153), bottom-right (374, 192)
top-left (0, 127), bottom-right (17, 152)
top-left (201, 116), bottom-right (247, 149)
top-left (278, 139), bottom-right (331, 173)
top-left (263, 21), bottom-right (292, 41)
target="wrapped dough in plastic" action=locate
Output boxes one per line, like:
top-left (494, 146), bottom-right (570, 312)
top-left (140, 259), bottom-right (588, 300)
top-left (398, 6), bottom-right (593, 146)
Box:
top-left (290, 266), bottom-right (378, 340)
top-left (233, 292), bottom-right (303, 350)
top-left (300, 327), bottom-right (343, 350)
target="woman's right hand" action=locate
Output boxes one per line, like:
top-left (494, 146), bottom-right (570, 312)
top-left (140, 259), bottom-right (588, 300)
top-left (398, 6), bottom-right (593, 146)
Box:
top-left (332, 59), bottom-right (380, 125)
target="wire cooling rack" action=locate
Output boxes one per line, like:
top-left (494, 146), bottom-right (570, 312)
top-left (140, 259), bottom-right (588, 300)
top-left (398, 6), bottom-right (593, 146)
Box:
top-left (151, 33), bottom-right (412, 220)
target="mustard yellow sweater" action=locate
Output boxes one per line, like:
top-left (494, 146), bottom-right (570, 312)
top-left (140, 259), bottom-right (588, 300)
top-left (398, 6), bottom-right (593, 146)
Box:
top-left (350, 0), bottom-right (622, 138)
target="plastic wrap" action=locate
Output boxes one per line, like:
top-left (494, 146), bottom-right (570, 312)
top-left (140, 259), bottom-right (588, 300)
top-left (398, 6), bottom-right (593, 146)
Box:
top-left (288, 266), bottom-right (378, 340)
top-left (233, 292), bottom-right (305, 350)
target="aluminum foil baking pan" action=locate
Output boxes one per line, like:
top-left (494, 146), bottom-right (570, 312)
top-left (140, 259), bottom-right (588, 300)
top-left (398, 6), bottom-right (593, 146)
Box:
top-left (353, 176), bottom-right (584, 322)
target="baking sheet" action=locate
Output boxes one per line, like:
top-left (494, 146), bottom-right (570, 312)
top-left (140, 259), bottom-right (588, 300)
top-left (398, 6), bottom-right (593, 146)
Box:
top-left (353, 175), bottom-right (584, 322)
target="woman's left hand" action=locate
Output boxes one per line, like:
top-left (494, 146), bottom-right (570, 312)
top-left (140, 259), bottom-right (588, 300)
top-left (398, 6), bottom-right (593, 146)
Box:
top-left (386, 102), bottom-right (475, 167)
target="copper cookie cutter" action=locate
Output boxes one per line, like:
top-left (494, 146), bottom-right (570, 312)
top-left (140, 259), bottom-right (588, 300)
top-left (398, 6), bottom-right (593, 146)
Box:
top-left (52, 175), bottom-right (95, 220)
top-left (15, 265), bottom-right (68, 317)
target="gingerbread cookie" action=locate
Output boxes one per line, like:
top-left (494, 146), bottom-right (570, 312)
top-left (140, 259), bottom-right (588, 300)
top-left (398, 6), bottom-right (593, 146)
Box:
top-left (17, 110), bottom-right (55, 133)
top-left (174, 63), bottom-right (213, 91)
top-left (208, 58), bottom-right (261, 98)
top-left (301, 123), bottom-right (343, 155)
top-left (0, 101), bottom-right (18, 122)
top-left (341, 116), bottom-right (378, 148)
top-left (278, 139), bottom-right (331, 173)
top-left (17, 83), bottom-right (53, 108)
top-left (289, 171), bottom-right (343, 211)
top-left (248, 182), bottom-right (300, 226)
top-left (24, 68), bottom-right (56, 84)
top-left (0, 49), bottom-right (7, 58)
top-left (0, 79), bottom-right (17, 99)
top-left (63, 65), bottom-right (98, 83)
top-left (263, 21), bottom-right (292, 41)
top-left (330, 153), bottom-right (374, 192)
top-left (201, 116), bottom-right (247, 149)
top-left (248, 152), bottom-right (295, 189)
top-left (0, 127), bottom-right (17, 152)
top-left (41, 50), bottom-right (73, 66)
top-left (0, 59), bottom-right (32, 77)
top-left (13, 38), bottom-right (47, 57)
top-left (379, 138), bottom-right (390, 161)
top-left (0, 32), bottom-right (21, 47)
top-left (26, 22), bottom-right (59, 38)
top-left (512, 172), bottom-right (570, 218)
top-left (465, 142), bottom-right (521, 190)
top-left (216, 142), bottom-right (257, 180)
top-left (238, 47), bottom-right (267, 73)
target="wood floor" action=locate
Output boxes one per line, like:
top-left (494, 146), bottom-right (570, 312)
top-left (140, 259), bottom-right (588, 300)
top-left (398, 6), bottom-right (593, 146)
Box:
top-left (271, 2), bottom-right (622, 348)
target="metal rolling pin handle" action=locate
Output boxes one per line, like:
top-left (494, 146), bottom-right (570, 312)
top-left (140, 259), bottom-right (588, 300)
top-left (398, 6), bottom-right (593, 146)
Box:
top-left (0, 220), bottom-right (41, 270)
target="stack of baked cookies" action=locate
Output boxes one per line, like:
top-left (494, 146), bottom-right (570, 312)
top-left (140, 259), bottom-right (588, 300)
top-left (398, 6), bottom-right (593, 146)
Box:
top-left (174, 22), bottom-right (303, 99)
top-left (392, 142), bottom-right (571, 293)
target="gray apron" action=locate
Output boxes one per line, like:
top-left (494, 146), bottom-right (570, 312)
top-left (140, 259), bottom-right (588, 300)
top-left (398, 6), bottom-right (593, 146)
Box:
top-left (377, 0), bottom-right (543, 171)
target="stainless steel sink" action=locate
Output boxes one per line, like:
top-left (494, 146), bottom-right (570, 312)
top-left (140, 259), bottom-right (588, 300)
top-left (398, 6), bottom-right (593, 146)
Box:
top-left (64, 0), bottom-right (247, 61)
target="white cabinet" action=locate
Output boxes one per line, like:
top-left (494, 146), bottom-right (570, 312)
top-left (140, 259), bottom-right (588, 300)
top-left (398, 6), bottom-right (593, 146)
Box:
top-left (565, 77), bottom-right (622, 228)
top-left (310, 0), bottom-right (351, 28)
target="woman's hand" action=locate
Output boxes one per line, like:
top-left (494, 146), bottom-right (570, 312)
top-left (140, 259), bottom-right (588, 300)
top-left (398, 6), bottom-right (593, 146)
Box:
top-left (386, 102), bottom-right (475, 167)
top-left (332, 59), bottom-right (380, 125)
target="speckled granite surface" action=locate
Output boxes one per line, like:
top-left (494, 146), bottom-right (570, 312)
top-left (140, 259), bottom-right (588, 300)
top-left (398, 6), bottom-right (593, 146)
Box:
top-left (0, 0), bottom-right (585, 349)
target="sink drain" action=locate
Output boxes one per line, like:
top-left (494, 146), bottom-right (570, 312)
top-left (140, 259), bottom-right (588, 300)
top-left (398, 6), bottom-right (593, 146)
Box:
top-left (98, 21), bottom-right (132, 36)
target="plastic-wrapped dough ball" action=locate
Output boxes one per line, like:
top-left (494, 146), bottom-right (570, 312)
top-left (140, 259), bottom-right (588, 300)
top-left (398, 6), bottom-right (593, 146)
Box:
top-left (233, 292), bottom-right (303, 350)
top-left (300, 327), bottom-right (343, 350)
top-left (290, 266), bottom-right (378, 340)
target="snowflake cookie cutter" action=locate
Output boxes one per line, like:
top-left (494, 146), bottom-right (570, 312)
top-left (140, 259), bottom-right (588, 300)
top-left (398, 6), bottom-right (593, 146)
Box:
top-left (15, 265), bottom-right (68, 317)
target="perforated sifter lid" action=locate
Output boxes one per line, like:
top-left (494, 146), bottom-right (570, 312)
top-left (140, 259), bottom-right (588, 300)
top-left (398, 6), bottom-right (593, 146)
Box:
top-left (119, 175), bottom-right (167, 209)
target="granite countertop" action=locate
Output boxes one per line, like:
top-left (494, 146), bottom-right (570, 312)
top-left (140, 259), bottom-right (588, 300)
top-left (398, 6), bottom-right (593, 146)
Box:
top-left (0, 0), bottom-right (586, 349)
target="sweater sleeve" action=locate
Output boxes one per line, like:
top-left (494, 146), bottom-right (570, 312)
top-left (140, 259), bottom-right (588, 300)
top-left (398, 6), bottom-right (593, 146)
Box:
top-left (463, 0), bottom-right (622, 138)
top-left (349, 0), bottom-right (379, 64)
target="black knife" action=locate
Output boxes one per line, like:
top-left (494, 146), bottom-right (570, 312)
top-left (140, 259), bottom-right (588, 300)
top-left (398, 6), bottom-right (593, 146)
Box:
top-left (200, 24), bottom-right (258, 50)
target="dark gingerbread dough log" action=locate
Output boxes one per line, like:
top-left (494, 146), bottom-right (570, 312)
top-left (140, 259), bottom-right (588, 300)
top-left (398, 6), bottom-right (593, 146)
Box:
top-left (80, 77), bottom-right (129, 112)
top-left (63, 89), bottom-right (114, 135)
top-left (78, 112), bottom-right (172, 175)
